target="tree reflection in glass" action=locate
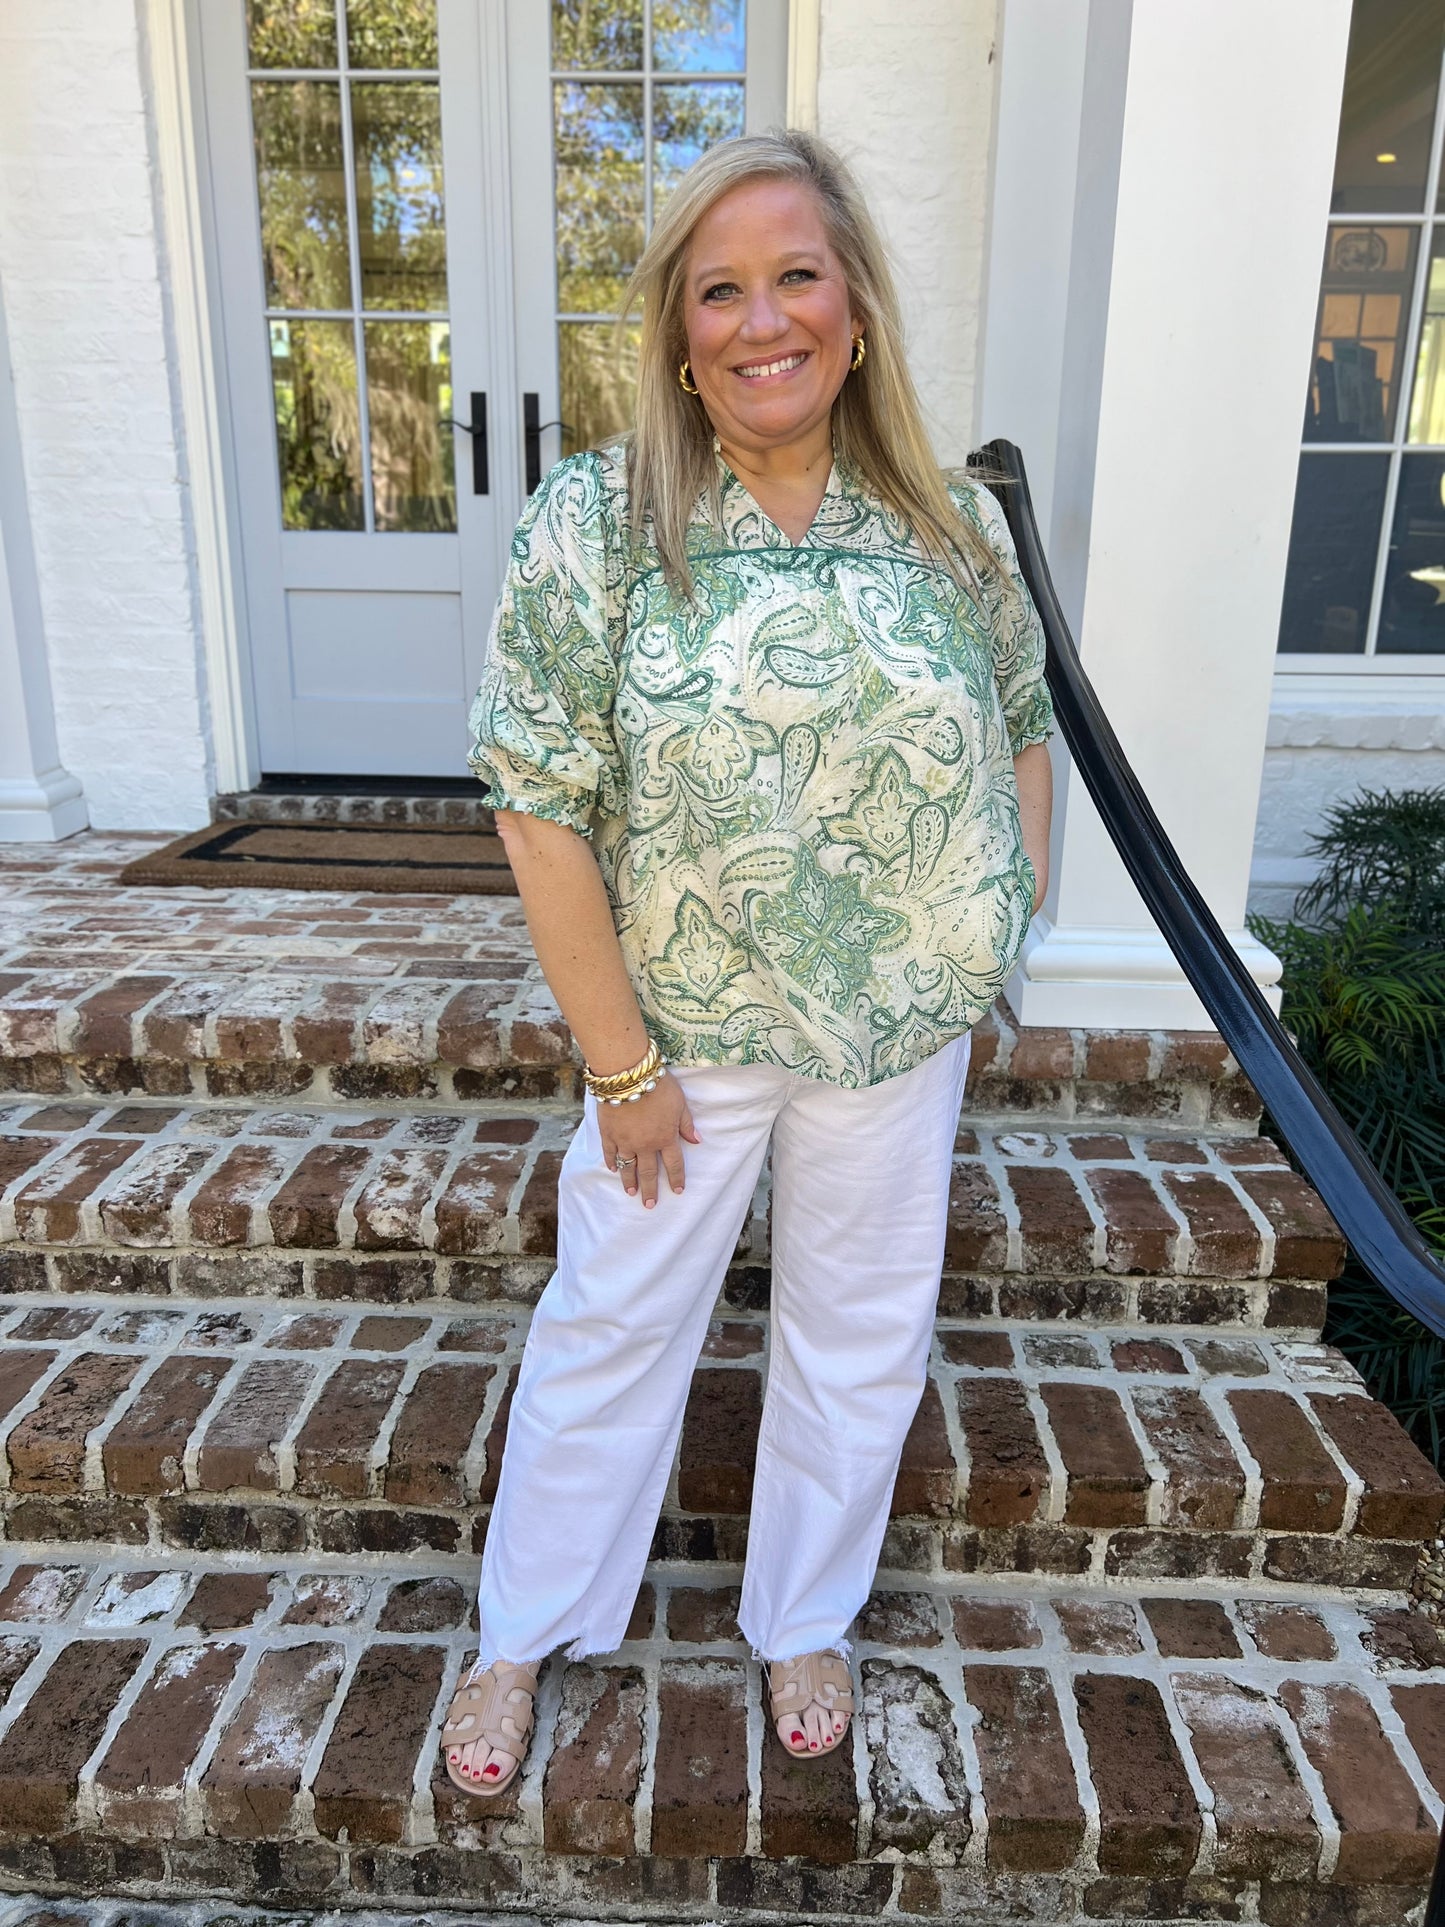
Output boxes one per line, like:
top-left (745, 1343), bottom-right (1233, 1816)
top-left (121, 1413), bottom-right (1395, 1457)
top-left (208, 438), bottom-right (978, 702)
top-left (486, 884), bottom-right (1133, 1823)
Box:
top-left (270, 319), bottom-right (364, 530)
top-left (652, 0), bottom-right (746, 73)
top-left (555, 82), bottom-right (645, 312)
top-left (346, 0), bottom-right (439, 70)
top-left (352, 81), bottom-right (448, 310)
top-left (561, 321), bottom-right (642, 456)
top-left (246, 0), bottom-right (339, 70)
top-left (366, 320), bottom-right (456, 531)
top-left (253, 80), bottom-right (351, 311)
top-left (654, 80), bottom-right (744, 212)
top-left (552, 0), bottom-right (644, 71)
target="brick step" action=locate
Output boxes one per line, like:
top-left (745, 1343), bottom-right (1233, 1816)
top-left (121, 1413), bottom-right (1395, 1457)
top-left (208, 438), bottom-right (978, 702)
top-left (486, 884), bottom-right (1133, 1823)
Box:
top-left (1, 1292), bottom-right (1438, 1592)
top-left (1, 1548), bottom-right (1443, 1922)
top-left (1, 835), bottom-right (1263, 1125)
top-left (0, 1099), bottom-right (1342, 1330)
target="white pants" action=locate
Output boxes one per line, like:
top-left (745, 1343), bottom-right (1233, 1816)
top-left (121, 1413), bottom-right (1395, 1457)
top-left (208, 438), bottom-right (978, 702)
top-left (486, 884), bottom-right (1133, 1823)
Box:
top-left (475, 1031), bottom-right (972, 1666)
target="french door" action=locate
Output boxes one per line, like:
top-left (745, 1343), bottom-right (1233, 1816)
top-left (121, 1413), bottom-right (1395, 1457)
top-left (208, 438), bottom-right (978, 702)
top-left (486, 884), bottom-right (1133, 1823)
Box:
top-left (200, 0), bottom-right (785, 779)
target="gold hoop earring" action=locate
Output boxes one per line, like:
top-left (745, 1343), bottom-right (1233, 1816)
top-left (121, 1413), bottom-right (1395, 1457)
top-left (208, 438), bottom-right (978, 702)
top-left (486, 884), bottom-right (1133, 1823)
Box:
top-left (678, 358), bottom-right (699, 395)
top-left (850, 335), bottom-right (866, 373)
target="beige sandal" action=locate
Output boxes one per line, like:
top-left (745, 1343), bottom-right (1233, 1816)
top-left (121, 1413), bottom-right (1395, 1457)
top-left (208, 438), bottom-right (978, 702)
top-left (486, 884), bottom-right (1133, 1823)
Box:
top-left (769, 1650), bottom-right (855, 1757)
top-left (440, 1658), bottom-right (539, 1797)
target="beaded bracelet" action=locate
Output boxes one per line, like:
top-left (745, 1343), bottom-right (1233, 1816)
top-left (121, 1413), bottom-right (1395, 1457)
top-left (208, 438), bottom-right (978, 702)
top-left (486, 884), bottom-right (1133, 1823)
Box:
top-left (582, 1038), bottom-right (668, 1104)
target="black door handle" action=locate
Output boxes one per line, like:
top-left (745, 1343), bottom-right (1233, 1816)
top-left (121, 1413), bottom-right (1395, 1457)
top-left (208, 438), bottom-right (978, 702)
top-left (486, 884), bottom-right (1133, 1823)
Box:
top-left (447, 391), bottom-right (488, 494)
top-left (523, 392), bottom-right (577, 493)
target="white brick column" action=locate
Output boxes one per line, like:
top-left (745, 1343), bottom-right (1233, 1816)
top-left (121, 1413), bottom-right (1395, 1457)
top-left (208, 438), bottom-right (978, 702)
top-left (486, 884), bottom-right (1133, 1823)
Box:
top-left (816, 0), bottom-right (998, 462)
top-left (978, 0), bottom-right (1354, 1028)
top-left (0, 280), bottom-right (86, 842)
top-left (0, 1), bottom-right (213, 831)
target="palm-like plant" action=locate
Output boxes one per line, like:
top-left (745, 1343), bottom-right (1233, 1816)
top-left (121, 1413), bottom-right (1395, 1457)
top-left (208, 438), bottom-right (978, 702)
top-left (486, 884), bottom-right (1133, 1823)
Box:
top-left (1249, 786), bottom-right (1445, 1466)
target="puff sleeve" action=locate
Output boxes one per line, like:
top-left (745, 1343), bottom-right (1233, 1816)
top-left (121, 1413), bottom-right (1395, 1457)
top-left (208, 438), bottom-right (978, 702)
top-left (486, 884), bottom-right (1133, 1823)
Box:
top-left (960, 481), bottom-right (1056, 757)
top-left (467, 452), bottom-right (625, 837)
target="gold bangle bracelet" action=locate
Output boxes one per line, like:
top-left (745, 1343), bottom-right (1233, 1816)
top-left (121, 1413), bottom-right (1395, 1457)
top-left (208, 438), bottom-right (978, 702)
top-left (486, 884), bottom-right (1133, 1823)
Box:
top-left (582, 1039), bottom-right (667, 1104)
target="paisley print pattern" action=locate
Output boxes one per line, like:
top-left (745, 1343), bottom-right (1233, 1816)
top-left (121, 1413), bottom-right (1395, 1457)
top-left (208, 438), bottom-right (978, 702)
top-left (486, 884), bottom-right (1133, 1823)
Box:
top-left (467, 444), bottom-right (1054, 1088)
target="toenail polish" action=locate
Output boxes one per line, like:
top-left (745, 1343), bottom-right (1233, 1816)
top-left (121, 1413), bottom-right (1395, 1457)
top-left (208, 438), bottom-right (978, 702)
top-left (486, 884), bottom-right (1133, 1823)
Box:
top-left (792, 1730), bottom-right (804, 1743)
top-left (484, 1764), bottom-right (499, 1776)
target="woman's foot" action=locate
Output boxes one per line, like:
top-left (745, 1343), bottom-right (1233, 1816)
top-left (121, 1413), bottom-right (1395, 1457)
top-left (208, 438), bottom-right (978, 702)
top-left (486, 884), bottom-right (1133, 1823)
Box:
top-left (769, 1650), bottom-right (854, 1756)
top-left (441, 1657), bottom-right (539, 1797)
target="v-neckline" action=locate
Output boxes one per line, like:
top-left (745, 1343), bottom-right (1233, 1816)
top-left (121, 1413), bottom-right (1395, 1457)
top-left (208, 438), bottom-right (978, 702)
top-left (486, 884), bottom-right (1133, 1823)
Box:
top-left (714, 442), bottom-right (840, 550)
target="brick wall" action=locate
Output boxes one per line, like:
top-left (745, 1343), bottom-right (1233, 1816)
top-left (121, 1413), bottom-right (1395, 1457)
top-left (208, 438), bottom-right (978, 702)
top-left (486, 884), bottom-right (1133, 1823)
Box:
top-left (0, 1), bottom-right (211, 831)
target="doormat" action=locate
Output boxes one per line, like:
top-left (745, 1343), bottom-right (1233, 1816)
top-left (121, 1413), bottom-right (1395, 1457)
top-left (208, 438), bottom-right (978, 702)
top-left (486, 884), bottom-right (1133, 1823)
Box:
top-left (117, 820), bottom-right (518, 895)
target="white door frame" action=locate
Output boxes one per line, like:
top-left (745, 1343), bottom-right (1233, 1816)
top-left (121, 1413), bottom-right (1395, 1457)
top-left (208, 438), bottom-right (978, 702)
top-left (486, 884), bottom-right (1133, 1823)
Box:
top-left (143, 0), bottom-right (814, 798)
top-left (145, 0), bottom-right (259, 795)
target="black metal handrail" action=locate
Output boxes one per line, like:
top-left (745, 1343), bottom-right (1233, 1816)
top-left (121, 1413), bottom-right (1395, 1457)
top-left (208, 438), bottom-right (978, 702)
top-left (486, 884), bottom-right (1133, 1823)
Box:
top-left (981, 438), bottom-right (1445, 1341)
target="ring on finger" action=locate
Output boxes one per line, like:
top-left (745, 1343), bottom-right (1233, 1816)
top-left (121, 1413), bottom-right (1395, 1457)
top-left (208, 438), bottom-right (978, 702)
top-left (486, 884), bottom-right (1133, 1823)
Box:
top-left (615, 1154), bottom-right (637, 1169)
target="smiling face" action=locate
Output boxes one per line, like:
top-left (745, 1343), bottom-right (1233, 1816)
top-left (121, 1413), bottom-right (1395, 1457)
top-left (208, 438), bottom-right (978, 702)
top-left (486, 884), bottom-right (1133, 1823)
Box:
top-left (681, 177), bottom-right (861, 461)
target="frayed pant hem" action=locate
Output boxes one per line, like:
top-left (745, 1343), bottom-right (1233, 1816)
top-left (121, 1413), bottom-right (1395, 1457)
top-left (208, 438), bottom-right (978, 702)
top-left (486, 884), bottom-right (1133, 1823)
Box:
top-left (748, 1634), bottom-right (853, 1666)
top-left (563, 1631), bottom-right (621, 1661)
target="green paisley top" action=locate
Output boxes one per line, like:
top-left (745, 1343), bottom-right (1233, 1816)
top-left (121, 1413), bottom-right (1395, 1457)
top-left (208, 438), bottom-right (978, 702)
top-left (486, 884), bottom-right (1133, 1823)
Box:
top-left (468, 443), bottom-right (1053, 1088)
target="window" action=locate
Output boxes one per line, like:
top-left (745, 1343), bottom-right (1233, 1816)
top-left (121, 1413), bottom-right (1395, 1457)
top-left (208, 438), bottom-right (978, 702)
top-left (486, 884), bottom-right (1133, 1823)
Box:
top-left (550, 0), bottom-right (750, 455)
top-left (245, 0), bottom-right (456, 532)
top-left (1279, 0), bottom-right (1445, 660)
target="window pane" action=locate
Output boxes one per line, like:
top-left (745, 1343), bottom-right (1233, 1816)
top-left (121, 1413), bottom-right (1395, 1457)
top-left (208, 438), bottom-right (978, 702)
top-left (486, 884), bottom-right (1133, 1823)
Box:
top-left (1304, 225), bottom-right (1418, 442)
top-left (351, 81), bottom-right (447, 311)
top-left (246, 0), bottom-right (338, 70)
top-left (653, 0), bottom-right (746, 72)
top-left (270, 319), bottom-right (363, 529)
top-left (252, 81), bottom-right (351, 311)
top-left (552, 0), bottom-right (644, 70)
top-left (345, 0), bottom-right (439, 69)
top-left (365, 320), bottom-right (456, 531)
top-left (1378, 452), bottom-right (1445, 651)
top-left (1408, 229), bottom-right (1445, 441)
top-left (560, 319), bottom-right (640, 455)
top-left (654, 81), bottom-right (745, 213)
top-left (1331, 0), bottom-right (1445, 214)
top-left (1277, 452), bottom-right (1389, 652)
top-left (554, 83), bottom-right (644, 311)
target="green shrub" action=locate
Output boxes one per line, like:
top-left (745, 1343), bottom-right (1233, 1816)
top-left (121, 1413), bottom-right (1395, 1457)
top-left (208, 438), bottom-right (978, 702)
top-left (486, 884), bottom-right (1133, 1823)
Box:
top-left (1247, 785), bottom-right (1445, 1468)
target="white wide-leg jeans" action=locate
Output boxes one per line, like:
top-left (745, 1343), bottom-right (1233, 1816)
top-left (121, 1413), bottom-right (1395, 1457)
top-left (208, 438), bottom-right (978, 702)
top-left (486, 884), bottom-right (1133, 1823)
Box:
top-left (474, 1031), bottom-right (971, 1667)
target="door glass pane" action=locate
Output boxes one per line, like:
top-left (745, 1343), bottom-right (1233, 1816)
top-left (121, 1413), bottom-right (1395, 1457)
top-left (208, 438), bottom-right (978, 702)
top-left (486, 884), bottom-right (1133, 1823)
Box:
top-left (1378, 453), bottom-right (1445, 650)
top-left (346, 0), bottom-right (439, 70)
top-left (253, 80), bottom-right (351, 310)
top-left (552, 0), bottom-right (644, 71)
top-left (560, 320), bottom-right (641, 456)
top-left (554, 83), bottom-right (645, 311)
top-left (271, 319), bottom-right (364, 530)
top-left (654, 81), bottom-right (745, 211)
top-left (365, 321), bottom-right (456, 531)
top-left (1304, 225), bottom-right (1417, 442)
top-left (246, 0), bottom-right (339, 70)
top-left (1331, 0), bottom-right (1445, 214)
top-left (1408, 229), bottom-right (1445, 442)
top-left (352, 81), bottom-right (447, 310)
top-left (653, 0), bottom-right (746, 72)
top-left (1277, 453), bottom-right (1389, 652)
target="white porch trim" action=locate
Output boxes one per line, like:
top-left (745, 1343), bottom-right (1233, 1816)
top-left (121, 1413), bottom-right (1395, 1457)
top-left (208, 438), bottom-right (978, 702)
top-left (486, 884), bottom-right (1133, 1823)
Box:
top-left (142, 0), bottom-right (258, 799)
top-left (982, 0), bottom-right (1354, 1030)
top-left (1008, 917), bottom-right (1283, 1031)
top-left (787, 0), bottom-right (822, 130)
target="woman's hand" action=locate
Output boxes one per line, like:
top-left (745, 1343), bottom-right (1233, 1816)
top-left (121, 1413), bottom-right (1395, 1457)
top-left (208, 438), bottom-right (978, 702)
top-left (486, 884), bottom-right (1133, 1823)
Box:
top-left (599, 1072), bottom-right (700, 1208)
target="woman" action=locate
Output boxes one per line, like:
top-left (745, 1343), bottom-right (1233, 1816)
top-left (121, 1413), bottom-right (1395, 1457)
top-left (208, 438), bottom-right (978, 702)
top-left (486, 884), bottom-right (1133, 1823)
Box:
top-left (441, 130), bottom-right (1054, 1797)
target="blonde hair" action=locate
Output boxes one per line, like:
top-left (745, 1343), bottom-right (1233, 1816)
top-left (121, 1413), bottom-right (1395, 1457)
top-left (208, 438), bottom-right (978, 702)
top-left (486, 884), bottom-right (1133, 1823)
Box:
top-left (620, 129), bottom-right (996, 597)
